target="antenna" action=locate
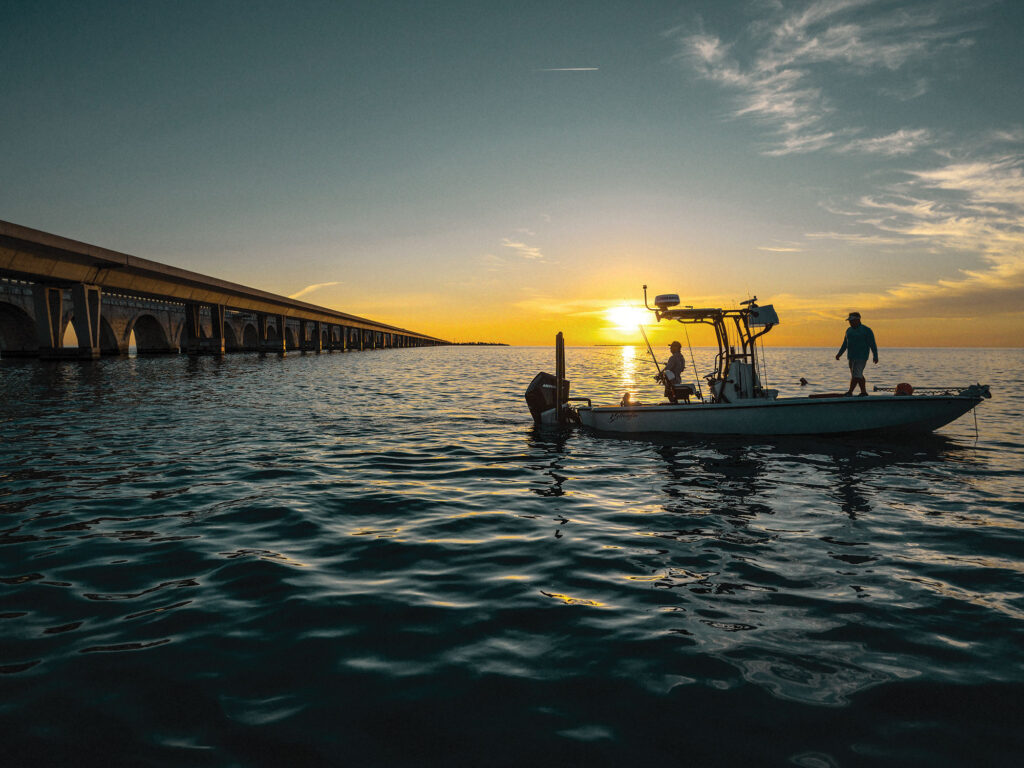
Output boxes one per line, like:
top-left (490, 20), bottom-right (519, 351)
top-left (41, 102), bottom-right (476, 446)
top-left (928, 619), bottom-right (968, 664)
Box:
top-left (642, 284), bottom-right (654, 311)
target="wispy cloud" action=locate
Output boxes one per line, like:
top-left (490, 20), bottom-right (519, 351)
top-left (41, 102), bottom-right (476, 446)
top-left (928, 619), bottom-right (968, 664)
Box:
top-left (838, 128), bottom-right (933, 156)
top-left (811, 153), bottom-right (1024, 312)
top-left (672, 1), bottom-right (1023, 316)
top-left (288, 281), bottom-right (342, 300)
top-left (673, 1), bottom-right (977, 155)
top-left (502, 237), bottom-right (545, 260)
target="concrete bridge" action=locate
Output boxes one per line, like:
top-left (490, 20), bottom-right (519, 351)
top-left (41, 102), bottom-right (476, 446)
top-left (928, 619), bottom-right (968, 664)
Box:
top-left (0, 220), bottom-right (446, 359)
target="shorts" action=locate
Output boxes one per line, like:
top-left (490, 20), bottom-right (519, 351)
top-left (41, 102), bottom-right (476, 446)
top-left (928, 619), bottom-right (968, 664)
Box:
top-left (848, 358), bottom-right (867, 378)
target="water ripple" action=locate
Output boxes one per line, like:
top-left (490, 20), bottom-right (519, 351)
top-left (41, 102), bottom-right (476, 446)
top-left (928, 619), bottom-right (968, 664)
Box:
top-left (1, 347), bottom-right (1022, 764)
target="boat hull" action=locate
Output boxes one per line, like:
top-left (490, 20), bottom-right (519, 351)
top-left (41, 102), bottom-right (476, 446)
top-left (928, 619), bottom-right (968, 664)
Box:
top-left (576, 395), bottom-right (983, 436)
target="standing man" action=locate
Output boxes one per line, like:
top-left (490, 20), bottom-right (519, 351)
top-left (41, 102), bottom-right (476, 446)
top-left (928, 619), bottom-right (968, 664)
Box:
top-left (835, 312), bottom-right (878, 396)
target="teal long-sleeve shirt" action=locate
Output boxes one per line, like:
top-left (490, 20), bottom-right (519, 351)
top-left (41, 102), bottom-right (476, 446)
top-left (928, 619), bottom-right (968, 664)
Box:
top-left (838, 324), bottom-right (878, 361)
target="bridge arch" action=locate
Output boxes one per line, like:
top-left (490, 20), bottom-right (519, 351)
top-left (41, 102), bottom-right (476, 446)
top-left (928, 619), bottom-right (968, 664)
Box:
top-left (0, 301), bottom-right (37, 357)
top-left (284, 326), bottom-right (298, 350)
top-left (242, 322), bottom-right (258, 350)
top-left (99, 316), bottom-right (120, 355)
top-left (224, 322), bottom-right (241, 352)
top-left (131, 313), bottom-right (173, 354)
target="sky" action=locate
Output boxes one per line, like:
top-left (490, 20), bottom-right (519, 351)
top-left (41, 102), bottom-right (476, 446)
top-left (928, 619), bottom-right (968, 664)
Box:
top-left (2, 0), bottom-right (1022, 347)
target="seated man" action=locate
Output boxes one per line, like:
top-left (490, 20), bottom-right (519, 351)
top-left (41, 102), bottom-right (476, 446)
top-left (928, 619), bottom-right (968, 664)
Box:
top-left (658, 341), bottom-right (692, 403)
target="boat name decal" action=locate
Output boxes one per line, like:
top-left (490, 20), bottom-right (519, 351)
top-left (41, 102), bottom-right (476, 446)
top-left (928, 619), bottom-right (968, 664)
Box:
top-left (608, 411), bottom-right (639, 423)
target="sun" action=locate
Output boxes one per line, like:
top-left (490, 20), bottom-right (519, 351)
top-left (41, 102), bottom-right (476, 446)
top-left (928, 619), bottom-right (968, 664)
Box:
top-left (605, 305), bottom-right (651, 331)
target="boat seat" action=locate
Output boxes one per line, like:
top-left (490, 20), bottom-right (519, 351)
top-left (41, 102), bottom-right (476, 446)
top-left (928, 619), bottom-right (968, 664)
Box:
top-left (667, 384), bottom-right (695, 404)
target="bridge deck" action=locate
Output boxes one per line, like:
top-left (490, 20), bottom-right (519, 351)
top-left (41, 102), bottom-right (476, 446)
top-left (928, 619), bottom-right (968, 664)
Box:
top-left (0, 219), bottom-right (443, 341)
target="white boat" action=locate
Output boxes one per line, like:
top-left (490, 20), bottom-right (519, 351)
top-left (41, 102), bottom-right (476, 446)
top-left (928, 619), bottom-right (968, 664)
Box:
top-left (526, 289), bottom-right (990, 437)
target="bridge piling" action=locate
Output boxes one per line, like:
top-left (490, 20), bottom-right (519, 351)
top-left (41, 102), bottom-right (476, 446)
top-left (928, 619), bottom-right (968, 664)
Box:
top-left (70, 283), bottom-right (102, 359)
top-left (186, 302), bottom-right (226, 355)
top-left (258, 313), bottom-right (286, 355)
top-left (31, 284), bottom-right (64, 359)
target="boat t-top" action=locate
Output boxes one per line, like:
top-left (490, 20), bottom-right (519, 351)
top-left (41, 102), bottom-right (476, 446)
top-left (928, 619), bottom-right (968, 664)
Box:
top-left (526, 287), bottom-right (990, 437)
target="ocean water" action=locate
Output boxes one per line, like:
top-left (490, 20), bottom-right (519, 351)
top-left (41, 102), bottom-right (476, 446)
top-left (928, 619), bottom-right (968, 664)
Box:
top-left (2, 346), bottom-right (1022, 767)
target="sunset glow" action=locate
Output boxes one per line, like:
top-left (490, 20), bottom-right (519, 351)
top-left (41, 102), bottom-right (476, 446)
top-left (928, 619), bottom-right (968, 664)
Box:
top-left (0, 2), bottom-right (1021, 347)
top-left (605, 306), bottom-right (651, 332)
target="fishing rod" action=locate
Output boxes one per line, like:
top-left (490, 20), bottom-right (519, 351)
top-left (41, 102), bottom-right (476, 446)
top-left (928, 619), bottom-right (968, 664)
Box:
top-left (638, 324), bottom-right (664, 380)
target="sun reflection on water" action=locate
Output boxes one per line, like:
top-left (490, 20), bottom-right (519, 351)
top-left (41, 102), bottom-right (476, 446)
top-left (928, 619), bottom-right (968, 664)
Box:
top-left (621, 345), bottom-right (637, 390)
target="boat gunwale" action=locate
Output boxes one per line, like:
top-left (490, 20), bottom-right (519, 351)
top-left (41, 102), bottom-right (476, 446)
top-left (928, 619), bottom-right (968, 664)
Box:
top-left (577, 393), bottom-right (983, 414)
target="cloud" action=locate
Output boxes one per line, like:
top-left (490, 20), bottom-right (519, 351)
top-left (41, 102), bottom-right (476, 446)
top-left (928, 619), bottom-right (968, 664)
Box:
top-left (838, 128), bottom-right (933, 156)
top-left (810, 153), bottom-right (1024, 313)
top-left (988, 128), bottom-right (1024, 145)
top-left (673, 1), bottom-right (978, 155)
top-left (288, 281), bottom-right (342, 300)
top-left (478, 253), bottom-right (509, 273)
top-left (671, 1), bottom-right (1023, 317)
top-left (910, 156), bottom-right (1024, 207)
top-left (879, 77), bottom-right (930, 101)
top-left (502, 237), bottom-right (545, 260)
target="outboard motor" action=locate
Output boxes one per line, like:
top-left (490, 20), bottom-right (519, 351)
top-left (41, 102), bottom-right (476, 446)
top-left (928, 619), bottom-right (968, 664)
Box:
top-left (525, 371), bottom-right (569, 424)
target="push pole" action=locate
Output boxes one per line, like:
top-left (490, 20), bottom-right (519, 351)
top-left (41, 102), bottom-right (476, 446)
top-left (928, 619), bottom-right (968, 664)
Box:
top-left (555, 332), bottom-right (565, 425)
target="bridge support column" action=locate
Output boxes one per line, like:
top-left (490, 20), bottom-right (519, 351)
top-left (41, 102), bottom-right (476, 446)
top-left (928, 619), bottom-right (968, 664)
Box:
top-left (313, 321), bottom-right (323, 353)
top-left (257, 313), bottom-right (268, 354)
top-left (211, 304), bottom-right (225, 355)
top-left (186, 302), bottom-right (225, 355)
top-left (258, 313), bottom-right (286, 355)
top-left (32, 284), bottom-right (66, 359)
top-left (276, 314), bottom-right (288, 354)
top-left (70, 283), bottom-right (102, 359)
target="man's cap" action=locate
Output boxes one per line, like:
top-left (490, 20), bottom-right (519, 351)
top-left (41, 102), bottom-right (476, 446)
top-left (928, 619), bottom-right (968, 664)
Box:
top-left (847, 312), bottom-right (861, 320)
top-left (670, 340), bottom-right (682, 348)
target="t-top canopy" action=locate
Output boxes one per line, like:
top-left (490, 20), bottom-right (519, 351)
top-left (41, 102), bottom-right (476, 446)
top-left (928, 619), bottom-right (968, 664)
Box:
top-left (654, 307), bottom-right (727, 322)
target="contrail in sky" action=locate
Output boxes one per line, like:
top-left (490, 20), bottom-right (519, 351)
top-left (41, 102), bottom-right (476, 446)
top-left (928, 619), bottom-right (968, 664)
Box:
top-left (536, 67), bottom-right (599, 71)
top-left (289, 281), bottom-right (342, 300)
